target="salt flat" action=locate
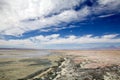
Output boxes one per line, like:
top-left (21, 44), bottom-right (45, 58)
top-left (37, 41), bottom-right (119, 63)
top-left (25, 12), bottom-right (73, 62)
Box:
top-left (0, 49), bottom-right (120, 80)
top-left (55, 50), bottom-right (120, 68)
top-left (0, 50), bottom-right (62, 80)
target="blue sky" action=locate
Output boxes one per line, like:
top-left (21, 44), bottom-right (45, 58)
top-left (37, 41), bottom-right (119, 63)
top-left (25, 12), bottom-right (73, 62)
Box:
top-left (0, 0), bottom-right (120, 49)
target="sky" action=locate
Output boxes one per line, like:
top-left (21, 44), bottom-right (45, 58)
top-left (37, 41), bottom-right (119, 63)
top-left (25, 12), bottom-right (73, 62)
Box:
top-left (0, 0), bottom-right (120, 49)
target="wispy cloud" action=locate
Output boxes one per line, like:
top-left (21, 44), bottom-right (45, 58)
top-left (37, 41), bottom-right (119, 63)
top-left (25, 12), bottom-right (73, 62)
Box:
top-left (98, 14), bottom-right (116, 18)
top-left (0, 0), bottom-right (120, 36)
top-left (0, 0), bottom-right (85, 36)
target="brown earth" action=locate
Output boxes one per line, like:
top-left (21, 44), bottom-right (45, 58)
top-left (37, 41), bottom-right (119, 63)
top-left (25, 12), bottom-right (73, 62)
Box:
top-left (52, 50), bottom-right (120, 68)
top-left (0, 50), bottom-right (120, 80)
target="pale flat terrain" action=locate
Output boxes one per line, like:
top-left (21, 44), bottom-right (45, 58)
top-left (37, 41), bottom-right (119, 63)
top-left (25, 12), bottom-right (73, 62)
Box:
top-left (0, 50), bottom-right (62, 80)
top-left (54, 50), bottom-right (120, 68)
top-left (0, 50), bottom-right (120, 80)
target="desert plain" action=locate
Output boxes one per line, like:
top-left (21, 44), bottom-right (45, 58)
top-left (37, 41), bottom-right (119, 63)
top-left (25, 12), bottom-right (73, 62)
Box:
top-left (0, 49), bottom-right (120, 80)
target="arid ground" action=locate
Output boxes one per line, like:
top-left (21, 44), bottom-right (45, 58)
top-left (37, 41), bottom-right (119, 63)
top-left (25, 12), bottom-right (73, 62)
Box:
top-left (0, 50), bottom-right (62, 80)
top-left (55, 50), bottom-right (120, 68)
top-left (0, 49), bottom-right (120, 80)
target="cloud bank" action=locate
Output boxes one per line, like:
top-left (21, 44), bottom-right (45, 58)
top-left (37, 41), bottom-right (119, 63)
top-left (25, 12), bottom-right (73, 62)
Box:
top-left (0, 34), bottom-right (120, 49)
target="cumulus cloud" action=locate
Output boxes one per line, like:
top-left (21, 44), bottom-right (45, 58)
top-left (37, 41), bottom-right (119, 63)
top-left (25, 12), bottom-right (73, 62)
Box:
top-left (0, 34), bottom-right (120, 48)
top-left (101, 34), bottom-right (119, 39)
top-left (0, 39), bottom-right (35, 48)
top-left (0, 0), bottom-right (120, 36)
top-left (33, 34), bottom-right (120, 44)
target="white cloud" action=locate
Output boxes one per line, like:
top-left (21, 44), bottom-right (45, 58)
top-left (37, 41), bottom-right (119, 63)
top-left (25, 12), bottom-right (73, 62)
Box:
top-left (98, 14), bottom-right (115, 18)
top-left (1, 34), bottom-right (120, 48)
top-left (37, 34), bottom-right (120, 44)
top-left (98, 0), bottom-right (120, 5)
top-left (0, 0), bottom-right (120, 36)
top-left (92, 0), bottom-right (120, 14)
top-left (0, 0), bottom-right (85, 36)
top-left (102, 34), bottom-right (119, 39)
top-left (0, 39), bottom-right (35, 48)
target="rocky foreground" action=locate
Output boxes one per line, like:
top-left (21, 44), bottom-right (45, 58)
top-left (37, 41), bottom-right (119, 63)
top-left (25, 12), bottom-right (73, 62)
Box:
top-left (18, 56), bottom-right (120, 80)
